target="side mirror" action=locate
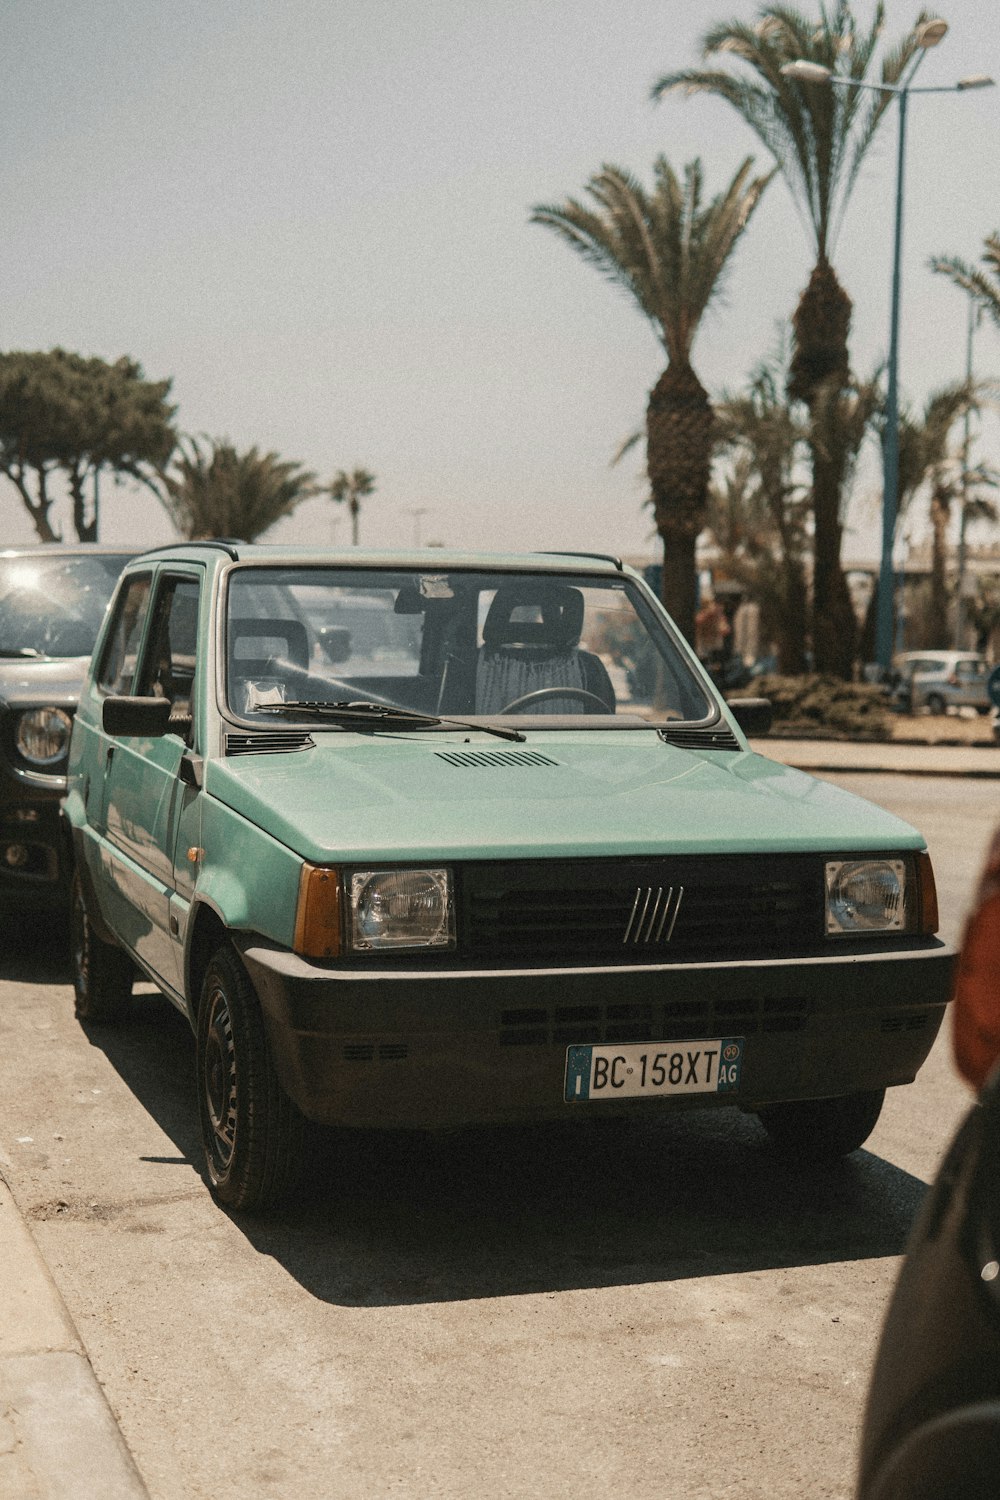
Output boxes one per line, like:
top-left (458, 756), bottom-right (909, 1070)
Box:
top-left (103, 695), bottom-right (173, 738)
top-left (727, 697), bottom-right (773, 737)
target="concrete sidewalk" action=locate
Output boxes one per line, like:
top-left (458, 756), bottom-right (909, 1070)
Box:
top-left (0, 1173), bottom-right (148, 1499)
top-left (752, 736), bottom-right (1000, 778)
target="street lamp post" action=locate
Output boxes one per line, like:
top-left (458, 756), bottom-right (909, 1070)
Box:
top-left (781, 26), bottom-right (994, 675)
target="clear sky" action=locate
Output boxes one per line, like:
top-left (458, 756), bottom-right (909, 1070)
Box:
top-left (4, 0), bottom-right (998, 563)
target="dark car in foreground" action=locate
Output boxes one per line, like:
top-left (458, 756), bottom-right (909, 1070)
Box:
top-left (0, 545), bottom-right (135, 910)
top-left (858, 1065), bottom-right (1000, 1499)
top-left (65, 543), bottom-right (953, 1210)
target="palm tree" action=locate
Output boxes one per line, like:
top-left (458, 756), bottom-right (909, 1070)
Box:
top-left (892, 382), bottom-right (995, 646)
top-left (653, 3), bottom-right (930, 674)
top-left (162, 438), bottom-right (316, 542)
top-left (328, 468), bottom-right (377, 545)
top-left (531, 156), bottom-right (772, 643)
top-left (712, 348), bottom-right (811, 671)
top-left (932, 234), bottom-right (1000, 326)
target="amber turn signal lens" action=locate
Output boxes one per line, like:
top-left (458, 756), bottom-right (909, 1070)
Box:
top-left (916, 851), bottom-right (939, 935)
top-left (294, 864), bottom-right (342, 958)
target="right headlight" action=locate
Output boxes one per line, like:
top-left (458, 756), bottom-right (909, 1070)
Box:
top-left (825, 853), bottom-right (938, 938)
top-left (293, 864), bottom-right (456, 958)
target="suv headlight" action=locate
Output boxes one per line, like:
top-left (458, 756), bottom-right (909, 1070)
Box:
top-left (16, 707), bottom-right (73, 767)
top-left (294, 865), bottom-right (455, 958)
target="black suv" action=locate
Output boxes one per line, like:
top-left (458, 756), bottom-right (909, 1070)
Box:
top-left (0, 545), bottom-right (135, 910)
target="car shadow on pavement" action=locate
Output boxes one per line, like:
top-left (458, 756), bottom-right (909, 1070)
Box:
top-left (85, 992), bottom-right (930, 1308)
top-left (0, 914), bottom-right (72, 984)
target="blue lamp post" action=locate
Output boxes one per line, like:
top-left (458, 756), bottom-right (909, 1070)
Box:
top-left (781, 25), bottom-right (994, 675)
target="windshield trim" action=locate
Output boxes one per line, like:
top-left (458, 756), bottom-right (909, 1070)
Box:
top-left (217, 561), bottom-right (721, 733)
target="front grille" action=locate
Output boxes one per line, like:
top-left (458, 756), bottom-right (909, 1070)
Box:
top-left (461, 855), bottom-right (823, 966)
top-left (499, 993), bottom-right (809, 1046)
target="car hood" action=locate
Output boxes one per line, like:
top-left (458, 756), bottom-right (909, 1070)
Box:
top-left (204, 730), bottom-right (924, 863)
top-left (0, 657), bottom-right (87, 708)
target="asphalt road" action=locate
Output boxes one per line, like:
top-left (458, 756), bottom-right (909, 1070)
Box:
top-left (0, 772), bottom-right (991, 1500)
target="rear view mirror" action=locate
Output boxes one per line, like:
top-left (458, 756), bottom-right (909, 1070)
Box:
top-left (318, 625), bottom-right (351, 665)
top-left (103, 695), bottom-right (173, 738)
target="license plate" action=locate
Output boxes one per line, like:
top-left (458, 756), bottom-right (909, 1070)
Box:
top-left (564, 1038), bottom-right (744, 1103)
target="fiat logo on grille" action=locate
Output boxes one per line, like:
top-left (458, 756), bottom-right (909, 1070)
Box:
top-left (622, 885), bottom-right (684, 945)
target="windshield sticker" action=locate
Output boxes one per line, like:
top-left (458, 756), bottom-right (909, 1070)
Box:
top-left (418, 575), bottom-right (454, 600)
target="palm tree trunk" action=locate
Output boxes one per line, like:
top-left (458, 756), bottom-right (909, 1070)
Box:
top-left (810, 440), bottom-right (857, 675)
top-left (789, 257), bottom-right (857, 676)
top-left (929, 493), bottom-right (950, 646)
top-left (647, 362), bottom-right (714, 645)
top-left (777, 560), bottom-right (809, 674)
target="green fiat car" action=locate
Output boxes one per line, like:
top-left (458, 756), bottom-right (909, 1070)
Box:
top-left (64, 543), bottom-right (953, 1210)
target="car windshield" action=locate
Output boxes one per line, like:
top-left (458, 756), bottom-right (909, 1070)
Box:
top-left (0, 553), bottom-right (134, 658)
top-left (224, 565), bottom-right (715, 726)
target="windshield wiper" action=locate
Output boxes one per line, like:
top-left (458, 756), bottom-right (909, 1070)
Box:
top-left (0, 647), bottom-right (43, 658)
top-left (258, 700), bottom-right (526, 743)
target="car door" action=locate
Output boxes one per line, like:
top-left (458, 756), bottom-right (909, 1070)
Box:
top-left (99, 570), bottom-right (203, 994)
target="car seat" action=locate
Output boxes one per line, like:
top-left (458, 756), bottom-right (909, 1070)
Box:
top-left (474, 583), bottom-right (615, 715)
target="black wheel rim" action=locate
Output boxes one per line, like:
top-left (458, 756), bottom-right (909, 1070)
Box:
top-left (204, 984), bottom-right (238, 1178)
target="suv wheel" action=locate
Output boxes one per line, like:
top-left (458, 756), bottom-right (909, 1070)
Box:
top-left (757, 1089), bottom-right (885, 1161)
top-left (197, 944), bottom-right (304, 1211)
top-left (70, 871), bottom-right (133, 1024)
top-left (925, 693), bottom-right (946, 716)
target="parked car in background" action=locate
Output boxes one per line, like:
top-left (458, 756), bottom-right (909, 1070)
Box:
top-left (0, 545), bottom-right (136, 910)
top-left (65, 543), bottom-right (953, 1211)
top-left (892, 651), bottom-right (992, 716)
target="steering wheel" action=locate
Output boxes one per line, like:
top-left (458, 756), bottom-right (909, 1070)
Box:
top-left (498, 686), bottom-right (614, 714)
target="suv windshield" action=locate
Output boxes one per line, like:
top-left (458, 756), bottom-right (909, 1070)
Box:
top-left (225, 566), bottom-right (714, 725)
top-left (0, 553), bottom-right (134, 659)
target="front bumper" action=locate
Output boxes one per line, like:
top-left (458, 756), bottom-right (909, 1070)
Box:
top-left (0, 771), bottom-right (70, 910)
top-left (239, 939), bottom-right (954, 1129)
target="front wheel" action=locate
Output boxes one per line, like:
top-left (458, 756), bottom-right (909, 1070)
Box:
top-left (70, 870), bottom-right (133, 1024)
top-left (925, 693), bottom-right (946, 716)
top-left (196, 944), bottom-right (304, 1211)
top-left (757, 1089), bottom-right (885, 1161)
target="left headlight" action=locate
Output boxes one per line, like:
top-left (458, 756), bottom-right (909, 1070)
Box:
top-left (825, 857), bottom-right (931, 937)
top-left (294, 865), bottom-right (455, 958)
top-left (16, 708), bottom-right (73, 767)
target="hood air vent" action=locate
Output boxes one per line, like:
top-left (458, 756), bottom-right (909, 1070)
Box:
top-left (226, 731), bottom-right (315, 756)
top-left (658, 726), bottom-right (741, 752)
top-left (434, 749), bottom-right (559, 769)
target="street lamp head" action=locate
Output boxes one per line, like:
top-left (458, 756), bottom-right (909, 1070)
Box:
top-left (957, 73), bottom-right (996, 90)
top-left (915, 18), bottom-right (949, 48)
top-left (779, 59), bottom-right (833, 84)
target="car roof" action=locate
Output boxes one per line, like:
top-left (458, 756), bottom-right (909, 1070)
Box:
top-left (123, 542), bottom-right (629, 577)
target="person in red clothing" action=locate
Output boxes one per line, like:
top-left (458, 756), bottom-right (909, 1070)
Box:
top-left (951, 823), bottom-right (1000, 1090)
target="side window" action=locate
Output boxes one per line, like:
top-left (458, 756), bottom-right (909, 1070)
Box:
top-left (136, 576), bottom-right (201, 719)
top-left (97, 575), bottom-right (152, 695)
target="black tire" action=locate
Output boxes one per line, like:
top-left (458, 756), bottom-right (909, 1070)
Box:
top-left (925, 693), bottom-right (946, 716)
top-left (196, 944), bottom-right (304, 1211)
top-left (70, 870), bottom-right (133, 1024)
top-left (757, 1088), bottom-right (885, 1162)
